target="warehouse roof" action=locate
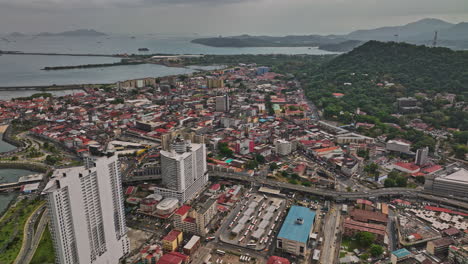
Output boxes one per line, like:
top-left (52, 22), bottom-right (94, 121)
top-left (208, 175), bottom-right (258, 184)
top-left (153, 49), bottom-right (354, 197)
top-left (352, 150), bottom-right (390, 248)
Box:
top-left (277, 206), bottom-right (315, 244)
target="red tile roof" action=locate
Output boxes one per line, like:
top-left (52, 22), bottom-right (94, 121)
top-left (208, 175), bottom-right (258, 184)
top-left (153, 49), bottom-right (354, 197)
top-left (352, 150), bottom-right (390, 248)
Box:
top-left (162, 230), bottom-right (181, 242)
top-left (267, 256), bottom-right (291, 264)
top-left (344, 218), bottom-right (386, 236)
top-left (424, 206), bottom-right (468, 217)
top-left (174, 205), bottom-right (191, 216)
top-left (394, 162), bottom-right (420, 171)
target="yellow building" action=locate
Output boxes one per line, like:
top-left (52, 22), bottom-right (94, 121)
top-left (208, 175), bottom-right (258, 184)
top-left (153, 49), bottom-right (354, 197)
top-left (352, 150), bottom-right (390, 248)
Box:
top-left (207, 78), bottom-right (224, 88)
top-left (162, 230), bottom-right (183, 252)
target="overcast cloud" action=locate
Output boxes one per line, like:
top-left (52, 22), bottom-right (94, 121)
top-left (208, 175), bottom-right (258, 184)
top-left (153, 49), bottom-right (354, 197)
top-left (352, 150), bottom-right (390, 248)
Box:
top-left (1, 0), bottom-right (467, 35)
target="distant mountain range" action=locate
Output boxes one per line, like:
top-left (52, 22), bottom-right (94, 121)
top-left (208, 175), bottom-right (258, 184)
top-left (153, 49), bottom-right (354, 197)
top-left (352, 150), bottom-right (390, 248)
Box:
top-left (7, 29), bottom-right (107, 37)
top-left (192, 18), bottom-right (468, 51)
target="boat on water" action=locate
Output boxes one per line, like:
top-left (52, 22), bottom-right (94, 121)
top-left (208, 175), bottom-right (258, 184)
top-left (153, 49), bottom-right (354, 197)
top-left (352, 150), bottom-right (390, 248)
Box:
top-left (138, 48), bottom-right (149, 51)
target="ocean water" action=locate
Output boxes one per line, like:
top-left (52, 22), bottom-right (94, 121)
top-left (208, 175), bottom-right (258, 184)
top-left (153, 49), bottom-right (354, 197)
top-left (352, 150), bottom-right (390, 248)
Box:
top-left (0, 34), bottom-right (335, 55)
top-left (0, 169), bottom-right (35, 215)
top-left (0, 134), bottom-right (15, 153)
top-left (0, 34), bottom-right (334, 93)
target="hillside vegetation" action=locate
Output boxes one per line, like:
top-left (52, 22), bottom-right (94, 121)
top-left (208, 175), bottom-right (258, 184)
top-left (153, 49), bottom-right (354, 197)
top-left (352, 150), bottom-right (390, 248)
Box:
top-left (301, 41), bottom-right (468, 131)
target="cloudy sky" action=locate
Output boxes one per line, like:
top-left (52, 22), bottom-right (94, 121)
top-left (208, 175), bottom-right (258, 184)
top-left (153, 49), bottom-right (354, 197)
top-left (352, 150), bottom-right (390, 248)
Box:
top-left (1, 0), bottom-right (467, 35)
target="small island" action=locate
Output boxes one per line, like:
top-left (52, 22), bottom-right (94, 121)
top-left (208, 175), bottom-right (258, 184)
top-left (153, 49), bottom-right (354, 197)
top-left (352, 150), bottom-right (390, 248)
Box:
top-left (36, 29), bottom-right (107, 37)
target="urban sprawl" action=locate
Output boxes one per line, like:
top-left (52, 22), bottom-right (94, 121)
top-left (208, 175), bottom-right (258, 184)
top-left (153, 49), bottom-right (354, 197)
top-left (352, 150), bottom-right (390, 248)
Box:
top-left (0, 64), bottom-right (467, 264)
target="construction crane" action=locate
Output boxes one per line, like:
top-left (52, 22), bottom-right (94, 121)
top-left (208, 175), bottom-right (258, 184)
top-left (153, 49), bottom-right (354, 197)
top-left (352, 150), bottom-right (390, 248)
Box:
top-left (432, 31), bottom-right (438, 47)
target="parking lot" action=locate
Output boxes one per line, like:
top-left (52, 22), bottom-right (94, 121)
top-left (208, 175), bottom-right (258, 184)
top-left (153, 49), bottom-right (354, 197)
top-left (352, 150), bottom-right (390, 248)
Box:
top-left (220, 193), bottom-right (286, 251)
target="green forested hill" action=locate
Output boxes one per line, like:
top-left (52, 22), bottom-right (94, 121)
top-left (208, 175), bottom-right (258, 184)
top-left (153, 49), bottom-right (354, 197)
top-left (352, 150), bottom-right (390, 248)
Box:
top-left (322, 41), bottom-right (468, 94)
top-left (301, 41), bottom-right (468, 130)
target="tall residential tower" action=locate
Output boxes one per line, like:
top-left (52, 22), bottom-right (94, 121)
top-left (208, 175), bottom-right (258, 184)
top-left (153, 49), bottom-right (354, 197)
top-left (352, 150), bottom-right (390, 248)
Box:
top-left (44, 149), bottom-right (129, 264)
top-left (155, 137), bottom-right (208, 202)
top-left (215, 94), bottom-right (230, 112)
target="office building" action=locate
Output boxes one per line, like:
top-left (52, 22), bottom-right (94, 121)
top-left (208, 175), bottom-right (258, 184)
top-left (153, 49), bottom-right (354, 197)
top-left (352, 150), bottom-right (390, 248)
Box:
top-left (155, 137), bottom-right (207, 202)
top-left (415, 147), bottom-right (429, 166)
top-left (277, 206), bottom-right (316, 256)
top-left (275, 139), bottom-right (292, 156)
top-left (425, 164), bottom-right (468, 198)
top-left (386, 139), bottom-right (411, 153)
top-left (215, 94), bottom-right (230, 112)
top-left (44, 150), bottom-right (130, 264)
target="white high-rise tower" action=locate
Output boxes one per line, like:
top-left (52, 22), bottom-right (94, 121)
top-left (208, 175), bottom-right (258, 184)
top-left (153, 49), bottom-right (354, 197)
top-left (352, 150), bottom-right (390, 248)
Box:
top-left (44, 150), bottom-right (130, 264)
top-left (155, 137), bottom-right (207, 202)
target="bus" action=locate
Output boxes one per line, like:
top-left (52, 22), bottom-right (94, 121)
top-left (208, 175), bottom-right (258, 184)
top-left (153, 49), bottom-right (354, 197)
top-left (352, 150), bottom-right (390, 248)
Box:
top-left (246, 243), bottom-right (256, 247)
top-left (216, 249), bottom-right (226, 255)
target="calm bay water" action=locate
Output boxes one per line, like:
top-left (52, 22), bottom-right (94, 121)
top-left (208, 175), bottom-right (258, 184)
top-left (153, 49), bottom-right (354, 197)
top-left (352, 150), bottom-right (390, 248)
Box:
top-left (0, 134), bottom-right (15, 153)
top-left (0, 34), bottom-right (334, 93)
top-left (0, 169), bottom-right (35, 215)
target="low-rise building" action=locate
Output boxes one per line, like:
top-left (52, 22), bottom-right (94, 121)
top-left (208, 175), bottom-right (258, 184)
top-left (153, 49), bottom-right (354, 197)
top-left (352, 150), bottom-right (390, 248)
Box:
top-left (448, 245), bottom-right (468, 264)
top-left (386, 139), bottom-right (411, 153)
top-left (426, 237), bottom-right (455, 257)
top-left (349, 209), bottom-right (388, 225)
top-left (267, 256), bottom-right (290, 264)
top-left (173, 197), bottom-right (217, 236)
top-left (425, 165), bottom-right (468, 198)
top-left (162, 230), bottom-right (183, 252)
top-left (391, 248), bottom-right (412, 264)
top-left (343, 218), bottom-right (386, 242)
top-left (276, 206), bottom-right (316, 256)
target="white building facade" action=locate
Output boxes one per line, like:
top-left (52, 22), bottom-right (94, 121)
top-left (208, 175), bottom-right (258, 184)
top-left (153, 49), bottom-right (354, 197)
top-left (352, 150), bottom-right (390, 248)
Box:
top-left (275, 139), bottom-right (292, 156)
top-left (155, 138), bottom-right (208, 202)
top-left (45, 154), bottom-right (130, 264)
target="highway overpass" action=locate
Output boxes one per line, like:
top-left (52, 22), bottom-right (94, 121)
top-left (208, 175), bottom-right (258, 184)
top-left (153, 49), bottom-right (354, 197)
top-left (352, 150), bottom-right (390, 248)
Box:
top-left (209, 171), bottom-right (468, 210)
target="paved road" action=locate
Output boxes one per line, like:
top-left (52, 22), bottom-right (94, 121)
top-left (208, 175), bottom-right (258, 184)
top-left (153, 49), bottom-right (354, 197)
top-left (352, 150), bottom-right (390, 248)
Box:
top-left (14, 204), bottom-right (46, 264)
top-left (320, 204), bottom-right (341, 264)
top-left (387, 209), bottom-right (398, 252)
top-left (210, 172), bottom-right (468, 210)
top-left (211, 172), bottom-right (418, 199)
top-left (22, 209), bottom-right (49, 264)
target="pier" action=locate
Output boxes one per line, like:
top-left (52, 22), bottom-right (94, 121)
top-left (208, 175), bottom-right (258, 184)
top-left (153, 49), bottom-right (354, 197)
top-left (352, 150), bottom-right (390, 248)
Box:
top-left (0, 173), bottom-right (44, 192)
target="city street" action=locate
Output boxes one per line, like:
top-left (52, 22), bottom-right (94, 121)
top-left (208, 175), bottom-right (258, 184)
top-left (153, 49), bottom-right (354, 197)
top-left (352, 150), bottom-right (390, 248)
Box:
top-left (319, 204), bottom-right (341, 264)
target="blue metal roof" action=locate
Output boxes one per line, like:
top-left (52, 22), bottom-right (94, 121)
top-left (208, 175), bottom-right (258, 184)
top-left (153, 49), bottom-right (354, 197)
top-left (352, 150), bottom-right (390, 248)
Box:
top-left (277, 206), bottom-right (316, 244)
top-left (392, 248), bottom-right (411, 258)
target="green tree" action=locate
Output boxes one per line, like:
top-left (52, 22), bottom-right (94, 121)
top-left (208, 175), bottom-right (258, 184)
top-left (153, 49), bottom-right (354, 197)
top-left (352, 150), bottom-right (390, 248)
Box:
top-left (245, 160), bottom-right (259, 170)
top-left (415, 176), bottom-right (425, 184)
top-left (45, 155), bottom-right (59, 165)
top-left (218, 142), bottom-right (233, 157)
top-left (255, 154), bottom-right (266, 164)
top-left (370, 244), bottom-right (384, 257)
top-left (395, 175), bottom-right (408, 187)
top-left (384, 178), bottom-right (396, 188)
top-left (269, 162), bottom-right (279, 171)
top-left (355, 231), bottom-right (375, 248)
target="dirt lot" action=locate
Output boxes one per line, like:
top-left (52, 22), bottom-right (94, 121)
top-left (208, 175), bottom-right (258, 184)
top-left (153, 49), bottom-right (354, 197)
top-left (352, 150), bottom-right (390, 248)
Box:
top-left (127, 228), bottom-right (153, 251)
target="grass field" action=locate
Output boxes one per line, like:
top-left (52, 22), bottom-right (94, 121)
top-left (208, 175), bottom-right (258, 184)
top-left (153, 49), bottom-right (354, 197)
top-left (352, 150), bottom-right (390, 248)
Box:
top-left (30, 224), bottom-right (55, 264)
top-left (0, 198), bottom-right (43, 264)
